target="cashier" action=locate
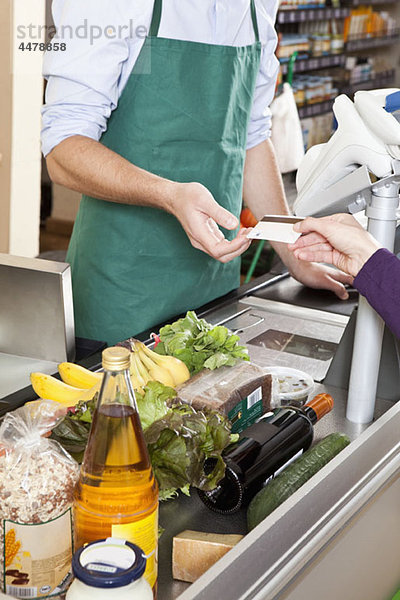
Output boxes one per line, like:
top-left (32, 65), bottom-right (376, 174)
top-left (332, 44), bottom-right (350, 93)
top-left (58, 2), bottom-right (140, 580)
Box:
top-left (42, 0), bottom-right (352, 345)
top-left (290, 214), bottom-right (400, 339)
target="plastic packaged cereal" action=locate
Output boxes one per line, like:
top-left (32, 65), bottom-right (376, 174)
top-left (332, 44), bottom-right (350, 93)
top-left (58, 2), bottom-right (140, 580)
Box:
top-left (0, 401), bottom-right (79, 599)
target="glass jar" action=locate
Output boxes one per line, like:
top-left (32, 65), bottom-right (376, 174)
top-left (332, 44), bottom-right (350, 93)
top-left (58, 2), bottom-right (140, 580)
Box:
top-left (321, 35), bottom-right (331, 55)
top-left (310, 35), bottom-right (323, 58)
top-left (66, 538), bottom-right (153, 600)
top-left (330, 34), bottom-right (344, 55)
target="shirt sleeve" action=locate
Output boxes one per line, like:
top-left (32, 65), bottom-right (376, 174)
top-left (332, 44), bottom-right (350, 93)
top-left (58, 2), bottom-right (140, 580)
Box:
top-left (246, 0), bottom-right (280, 150)
top-left (353, 248), bottom-right (400, 339)
top-left (41, 0), bottom-right (151, 156)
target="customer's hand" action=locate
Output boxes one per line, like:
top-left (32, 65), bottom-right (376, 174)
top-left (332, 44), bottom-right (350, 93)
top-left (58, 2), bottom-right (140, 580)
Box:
top-left (171, 182), bottom-right (251, 263)
top-left (288, 214), bottom-right (382, 278)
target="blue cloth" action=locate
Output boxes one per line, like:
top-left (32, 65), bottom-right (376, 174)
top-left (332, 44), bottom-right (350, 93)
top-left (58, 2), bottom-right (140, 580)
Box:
top-left (41, 0), bottom-right (280, 156)
top-left (354, 248), bottom-right (400, 339)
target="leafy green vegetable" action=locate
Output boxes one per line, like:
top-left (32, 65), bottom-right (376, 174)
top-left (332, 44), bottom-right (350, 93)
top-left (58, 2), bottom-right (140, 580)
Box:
top-left (144, 404), bottom-right (233, 494)
top-left (156, 311), bottom-right (249, 373)
top-left (135, 381), bottom-right (176, 430)
top-left (49, 396), bottom-right (98, 461)
top-left (50, 381), bottom-right (235, 499)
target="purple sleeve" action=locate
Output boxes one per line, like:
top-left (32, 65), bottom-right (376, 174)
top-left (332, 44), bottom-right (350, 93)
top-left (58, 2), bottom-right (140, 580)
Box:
top-left (353, 248), bottom-right (400, 339)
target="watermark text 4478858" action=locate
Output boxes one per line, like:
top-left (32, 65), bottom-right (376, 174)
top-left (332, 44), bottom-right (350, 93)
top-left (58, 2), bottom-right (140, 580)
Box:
top-left (18, 42), bottom-right (67, 52)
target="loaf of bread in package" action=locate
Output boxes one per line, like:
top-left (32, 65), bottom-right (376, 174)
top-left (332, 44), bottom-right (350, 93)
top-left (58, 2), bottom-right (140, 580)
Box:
top-left (176, 362), bottom-right (273, 433)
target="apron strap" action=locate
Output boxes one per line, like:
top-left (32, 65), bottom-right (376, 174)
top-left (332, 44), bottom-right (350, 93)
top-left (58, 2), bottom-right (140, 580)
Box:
top-left (149, 0), bottom-right (162, 37)
top-left (150, 0), bottom-right (260, 43)
top-left (250, 0), bottom-right (260, 43)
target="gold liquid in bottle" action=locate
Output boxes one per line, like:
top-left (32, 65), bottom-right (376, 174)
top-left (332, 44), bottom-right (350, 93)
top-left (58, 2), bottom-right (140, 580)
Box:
top-left (74, 347), bottom-right (159, 594)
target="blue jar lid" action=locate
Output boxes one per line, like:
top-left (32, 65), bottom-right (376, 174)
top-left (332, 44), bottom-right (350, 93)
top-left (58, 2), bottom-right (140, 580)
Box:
top-left (72, 538), bottom-right (147, 588)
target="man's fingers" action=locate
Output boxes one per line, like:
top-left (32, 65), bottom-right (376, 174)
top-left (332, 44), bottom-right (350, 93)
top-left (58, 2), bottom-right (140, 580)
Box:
top-left (192, 229), bottom-right (250, 261)
top-left (327, 267), bottom-right (353, 286)
top-left (206, 217), bottom-right (225, 242)
top-left (217, 239), bottom-right (252, 263)
top-left (324, 275), bottom-right (349, 300)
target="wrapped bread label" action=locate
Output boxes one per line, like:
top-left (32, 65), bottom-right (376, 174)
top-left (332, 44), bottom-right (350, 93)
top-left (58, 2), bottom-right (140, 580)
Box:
top-left (176, 362), bottom-right (274, 433)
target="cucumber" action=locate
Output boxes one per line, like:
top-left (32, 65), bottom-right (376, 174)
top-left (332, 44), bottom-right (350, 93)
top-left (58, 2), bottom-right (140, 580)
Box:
top-left (247, 432), bottom-right (351, 531)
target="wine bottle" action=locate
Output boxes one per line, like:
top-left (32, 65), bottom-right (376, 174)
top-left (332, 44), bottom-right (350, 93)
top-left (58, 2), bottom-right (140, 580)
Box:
top-left (198, 393), bottom-right (333, 514)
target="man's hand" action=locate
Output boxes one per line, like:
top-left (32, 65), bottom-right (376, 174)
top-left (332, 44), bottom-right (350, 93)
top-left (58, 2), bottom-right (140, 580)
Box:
top-left (289, 214), bottom-right (382, 278)
top-left (287, 258), bottom-right (353, 300)
top-left (170, 182), bottom-right (251, 263)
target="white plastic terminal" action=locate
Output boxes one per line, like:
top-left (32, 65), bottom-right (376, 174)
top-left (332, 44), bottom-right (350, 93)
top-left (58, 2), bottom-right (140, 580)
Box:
top-left (294, 90), bottom-right (400, 218)
top-left (293, 88), bottom-right (400, 424)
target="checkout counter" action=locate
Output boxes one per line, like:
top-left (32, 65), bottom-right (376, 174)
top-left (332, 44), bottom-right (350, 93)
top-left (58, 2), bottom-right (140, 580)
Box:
top-left (1, 266), bottom-right (400, 600)
top-left (152, 270), bottom-right (400, 600)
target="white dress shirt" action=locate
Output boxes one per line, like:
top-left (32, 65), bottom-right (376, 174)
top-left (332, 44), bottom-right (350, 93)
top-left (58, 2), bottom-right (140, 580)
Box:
top-left (41, 0), bottom-right (279, 157)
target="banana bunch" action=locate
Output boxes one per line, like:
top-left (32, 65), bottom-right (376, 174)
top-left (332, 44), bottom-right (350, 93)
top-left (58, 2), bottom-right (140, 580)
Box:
top-left (30, 363), bottom-right (102, 407)
top-left (130, 341), bottom-right (190, 388)
top-left (30, 345), bottom-right (190, 407)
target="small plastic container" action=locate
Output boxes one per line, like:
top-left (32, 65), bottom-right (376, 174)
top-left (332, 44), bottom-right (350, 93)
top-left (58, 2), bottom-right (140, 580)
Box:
top-left (66, 538), bottom-right (153, 600)
top-left (265, 367), bottom-right (315, 408)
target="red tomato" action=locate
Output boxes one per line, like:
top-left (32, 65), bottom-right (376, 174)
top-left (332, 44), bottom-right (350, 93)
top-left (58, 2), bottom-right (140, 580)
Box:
top-left (240, 208), bottom-right (258, 228)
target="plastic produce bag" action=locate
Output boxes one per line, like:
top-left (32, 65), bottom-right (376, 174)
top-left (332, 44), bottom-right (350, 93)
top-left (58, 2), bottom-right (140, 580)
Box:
top-left (271, 82), bottom-right (305, 174)
top-left (0, 401), bottom-right (79, 599)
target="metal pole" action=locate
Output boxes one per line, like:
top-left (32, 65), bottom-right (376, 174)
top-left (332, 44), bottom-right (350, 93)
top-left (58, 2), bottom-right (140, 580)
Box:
top-left (346, 182), bottom-right (399, 424)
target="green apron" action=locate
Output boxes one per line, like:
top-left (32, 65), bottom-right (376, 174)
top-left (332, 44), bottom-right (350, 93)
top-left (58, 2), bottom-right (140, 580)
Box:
top-left (67, 0), bottom-right (262, 345)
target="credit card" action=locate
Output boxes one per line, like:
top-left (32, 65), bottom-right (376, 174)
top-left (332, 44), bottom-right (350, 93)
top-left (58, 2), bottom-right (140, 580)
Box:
top-left (247, 215), bottom-right (304, 244)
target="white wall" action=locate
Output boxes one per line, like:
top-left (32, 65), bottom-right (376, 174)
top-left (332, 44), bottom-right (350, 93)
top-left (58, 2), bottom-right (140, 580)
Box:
top-left (0, 0), bottom-right (45, 257)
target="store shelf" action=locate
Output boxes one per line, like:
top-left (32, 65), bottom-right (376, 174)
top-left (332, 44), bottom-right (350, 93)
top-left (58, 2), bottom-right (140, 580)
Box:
top-left (345, 0), bottom-right (398, 5)
top-left (298, 99), bottom-right (335, 118)
top-left (277, 7), bottom-right (350, 25)
top-left (280, 53), bottom-right (346, 75)
top-left (340, 69), bottom-right (396, 96)
top-left (346, 31), bottom-right (400, 51)
top-left (296, 69), bottom-right (396, 119)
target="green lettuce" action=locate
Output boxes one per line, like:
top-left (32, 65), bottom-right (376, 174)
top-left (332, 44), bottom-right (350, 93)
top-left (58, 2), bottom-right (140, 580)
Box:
top-left (135, 381), bottom-right (176, 430)
top-left (50, 381), bottom-right (236, 499)
top-left (156, 311), bottom-right (249, 373)
top-left (144, 404), bottom-right (234, 494)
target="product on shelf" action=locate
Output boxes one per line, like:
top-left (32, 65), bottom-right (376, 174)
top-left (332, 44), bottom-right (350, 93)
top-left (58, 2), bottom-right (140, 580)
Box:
top-left (292, 74), bottom-right (336, 107)
top-left (279, 0), bottom-right (335, 10)
top-left (301, 113), bottom-right (335, 150)
top-left (279, 19), bottom-right (345, 62)
top-left (344, 8), bottom-right (397, 41)
top-left (277, 34), bottom-right (311, 60)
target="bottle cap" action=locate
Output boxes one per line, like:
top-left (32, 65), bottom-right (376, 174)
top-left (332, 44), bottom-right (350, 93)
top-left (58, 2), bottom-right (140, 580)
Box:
top-left (72, 538), bottom-right (146, 588)
top-left (305, 393), bottom-right (334, 421)
top-left (102, 346), bottom-right (130, 371)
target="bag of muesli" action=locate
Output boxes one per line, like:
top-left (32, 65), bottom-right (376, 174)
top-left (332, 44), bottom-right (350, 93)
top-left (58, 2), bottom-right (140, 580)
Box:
top-left (0, 401), bottom-right (79, 599)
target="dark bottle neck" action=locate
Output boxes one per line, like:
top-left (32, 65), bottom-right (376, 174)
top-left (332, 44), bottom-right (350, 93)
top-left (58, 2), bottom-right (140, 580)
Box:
top-left (302, 405), bottom-right (318, 425)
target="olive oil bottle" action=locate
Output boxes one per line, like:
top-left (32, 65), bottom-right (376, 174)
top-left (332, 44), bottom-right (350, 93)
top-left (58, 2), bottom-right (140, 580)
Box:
top-left (74, 347), bottom-right (159, 594)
